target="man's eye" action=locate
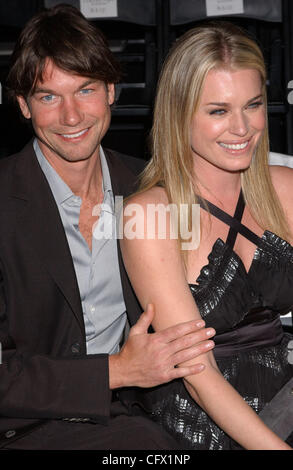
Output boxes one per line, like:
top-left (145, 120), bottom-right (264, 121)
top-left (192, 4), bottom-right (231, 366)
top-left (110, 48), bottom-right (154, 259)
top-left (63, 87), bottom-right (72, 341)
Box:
top-left (41, 94), bottom-right (55, 102)
top-left (80, 88), bottom-right (93, 95)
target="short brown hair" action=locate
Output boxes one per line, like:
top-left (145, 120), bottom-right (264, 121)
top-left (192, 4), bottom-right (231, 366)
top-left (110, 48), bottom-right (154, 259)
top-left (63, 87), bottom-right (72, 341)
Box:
top-left (7, 3), bottom-right (121, 102)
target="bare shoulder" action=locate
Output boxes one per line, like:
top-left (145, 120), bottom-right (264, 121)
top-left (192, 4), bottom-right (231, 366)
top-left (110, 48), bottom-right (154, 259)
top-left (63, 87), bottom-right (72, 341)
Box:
top-left (122, 186), bottom-right (175, 242)
top-left (125, 186), bottom-right (169, 208)
top-left (120, 187), bottom-right (195, 325)
top-left (269, 165), bottom-right (293, 208)
top-left (270, 165), bottom-right (293, 192)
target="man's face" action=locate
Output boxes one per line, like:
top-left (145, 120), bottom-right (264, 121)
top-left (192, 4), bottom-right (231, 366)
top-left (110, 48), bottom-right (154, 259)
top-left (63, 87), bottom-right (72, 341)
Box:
top-left (17, 59), bottom-right (115, 165)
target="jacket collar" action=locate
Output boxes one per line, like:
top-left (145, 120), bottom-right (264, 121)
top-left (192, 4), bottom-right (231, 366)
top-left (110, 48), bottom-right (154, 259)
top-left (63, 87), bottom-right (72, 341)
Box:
top-left (103, 148), bottom-right (141, 199)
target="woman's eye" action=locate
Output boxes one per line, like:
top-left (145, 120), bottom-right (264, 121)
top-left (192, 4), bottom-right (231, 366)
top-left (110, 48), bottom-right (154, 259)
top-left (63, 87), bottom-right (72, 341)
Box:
top-left (248, 101), bottom-right (263, 109)
top-left (209, 109), bottom-right (226, 116)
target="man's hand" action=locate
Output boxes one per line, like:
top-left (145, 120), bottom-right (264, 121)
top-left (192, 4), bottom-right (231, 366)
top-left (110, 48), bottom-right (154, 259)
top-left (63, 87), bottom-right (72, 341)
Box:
top-left (109, 304), bottom-right (215, 389)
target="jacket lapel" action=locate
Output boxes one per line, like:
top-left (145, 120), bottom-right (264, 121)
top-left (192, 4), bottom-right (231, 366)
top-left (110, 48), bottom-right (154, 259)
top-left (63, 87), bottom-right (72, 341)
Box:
top-left (10, 142), bottom-right (84, 331)
top-left (103, 148), bottom-right (141, 198)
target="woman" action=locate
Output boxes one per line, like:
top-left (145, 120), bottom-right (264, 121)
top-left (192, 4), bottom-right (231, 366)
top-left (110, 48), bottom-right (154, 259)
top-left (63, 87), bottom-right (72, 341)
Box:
top-left (120, 22), bottom-right (293, 450)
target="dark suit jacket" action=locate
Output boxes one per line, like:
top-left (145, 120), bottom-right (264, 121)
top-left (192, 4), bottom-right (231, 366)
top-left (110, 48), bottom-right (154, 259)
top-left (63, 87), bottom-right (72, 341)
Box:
top-left (0, 141), bottom-right (144, 444)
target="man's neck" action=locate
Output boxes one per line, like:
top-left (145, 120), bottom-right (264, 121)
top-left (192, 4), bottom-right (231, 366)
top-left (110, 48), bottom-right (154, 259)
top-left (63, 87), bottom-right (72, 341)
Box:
top-left (39, 144), bottom-right (103, 201)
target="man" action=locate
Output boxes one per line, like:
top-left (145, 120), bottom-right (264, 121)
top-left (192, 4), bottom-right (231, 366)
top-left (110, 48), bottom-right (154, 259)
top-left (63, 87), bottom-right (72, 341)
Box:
top-left (0, 5), bottom-right (215, 450)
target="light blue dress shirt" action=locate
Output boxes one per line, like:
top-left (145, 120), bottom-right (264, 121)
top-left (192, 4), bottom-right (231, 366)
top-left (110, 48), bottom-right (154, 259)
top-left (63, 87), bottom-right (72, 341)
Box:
top-left (34, 139), bottom-right (126, 355)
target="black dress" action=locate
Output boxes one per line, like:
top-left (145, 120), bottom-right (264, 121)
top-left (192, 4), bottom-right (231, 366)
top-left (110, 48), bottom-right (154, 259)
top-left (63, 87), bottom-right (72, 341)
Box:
top-left (151, 191), bottom-right (293, 449)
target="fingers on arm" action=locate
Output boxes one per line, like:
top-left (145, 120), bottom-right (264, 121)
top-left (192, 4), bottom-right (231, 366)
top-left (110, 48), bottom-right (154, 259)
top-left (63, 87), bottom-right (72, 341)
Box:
top-left (129, 303), bottom-right (155, 336)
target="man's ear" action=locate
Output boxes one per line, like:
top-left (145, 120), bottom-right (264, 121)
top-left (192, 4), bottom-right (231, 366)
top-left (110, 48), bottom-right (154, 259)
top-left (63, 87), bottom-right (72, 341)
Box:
top-left (107, 83), bottom-right (115, 106)
top-left (17, 96), bottom-right (31, 119)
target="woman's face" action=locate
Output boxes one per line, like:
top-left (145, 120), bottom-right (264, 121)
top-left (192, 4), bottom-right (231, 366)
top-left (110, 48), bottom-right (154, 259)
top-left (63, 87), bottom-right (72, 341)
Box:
top-left (190, 68), bottom-right (266, 174)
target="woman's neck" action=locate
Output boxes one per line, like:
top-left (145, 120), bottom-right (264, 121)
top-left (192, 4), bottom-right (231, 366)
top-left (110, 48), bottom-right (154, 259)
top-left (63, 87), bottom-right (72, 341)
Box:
top-left (194, 160), bottom-right (242, 206)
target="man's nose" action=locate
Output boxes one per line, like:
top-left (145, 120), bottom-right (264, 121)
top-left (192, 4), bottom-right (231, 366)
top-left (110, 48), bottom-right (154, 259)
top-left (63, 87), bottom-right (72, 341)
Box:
top-left (60, 97), bottom-right (84, 127)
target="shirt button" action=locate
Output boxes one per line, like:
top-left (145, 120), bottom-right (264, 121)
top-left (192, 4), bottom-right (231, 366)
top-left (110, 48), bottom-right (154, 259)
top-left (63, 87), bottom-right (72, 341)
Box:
top-left (90, 306), bottom-right (95, 313)
top-left (71, 342), bottom-right (81, 354)
top-left (5, 430), bottom-right (16, 439)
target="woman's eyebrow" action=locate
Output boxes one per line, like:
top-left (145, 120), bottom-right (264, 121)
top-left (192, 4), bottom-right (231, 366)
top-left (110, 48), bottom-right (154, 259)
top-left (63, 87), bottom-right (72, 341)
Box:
top-left (205, 94), bottom-right (263, 106)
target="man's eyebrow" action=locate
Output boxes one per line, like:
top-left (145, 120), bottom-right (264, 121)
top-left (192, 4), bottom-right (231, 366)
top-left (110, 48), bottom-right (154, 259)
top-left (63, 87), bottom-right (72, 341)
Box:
top-left (205, 94), bottom-right (264, 107)
top-left (34, 87), bottom-right (55, 94)
top-left (34, 79), bottom-right (99, 95)
top-left (77, 79), bottom-right (98, 90)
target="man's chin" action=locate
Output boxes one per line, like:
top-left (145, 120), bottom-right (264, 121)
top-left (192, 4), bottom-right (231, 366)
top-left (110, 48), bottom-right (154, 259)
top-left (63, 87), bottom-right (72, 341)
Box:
top-left (36, 136), bottom-right (99, 163)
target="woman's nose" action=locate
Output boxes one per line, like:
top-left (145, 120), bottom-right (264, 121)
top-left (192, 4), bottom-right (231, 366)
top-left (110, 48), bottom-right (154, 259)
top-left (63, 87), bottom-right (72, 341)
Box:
top-left (229, 111), bottom-right (249, 136)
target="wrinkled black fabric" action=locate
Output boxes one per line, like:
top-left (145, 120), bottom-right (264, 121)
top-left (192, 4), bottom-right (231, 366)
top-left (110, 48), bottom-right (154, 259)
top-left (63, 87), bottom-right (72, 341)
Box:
top-left (151, 231), bottom-right (293, 449)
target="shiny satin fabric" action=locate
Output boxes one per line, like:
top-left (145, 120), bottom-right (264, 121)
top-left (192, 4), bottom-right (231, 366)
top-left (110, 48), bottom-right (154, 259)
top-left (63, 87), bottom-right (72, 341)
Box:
top-left (151, 320), bottom-right (293, 450)
top-left (150, 231), bottom-right (293, 450)
top-left (213, 310), bottom-right (284, 358)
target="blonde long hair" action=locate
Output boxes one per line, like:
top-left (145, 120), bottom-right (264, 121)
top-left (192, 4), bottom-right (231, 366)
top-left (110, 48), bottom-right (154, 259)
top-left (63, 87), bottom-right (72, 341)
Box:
top-left (139, 22), bottom-right (290, 261)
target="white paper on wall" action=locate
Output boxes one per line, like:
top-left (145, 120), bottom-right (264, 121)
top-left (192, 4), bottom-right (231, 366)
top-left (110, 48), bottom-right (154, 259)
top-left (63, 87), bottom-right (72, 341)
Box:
top-left (205, 0), bottom-right (244, 17)
top-left (80, 0), bottom-right (118, 18)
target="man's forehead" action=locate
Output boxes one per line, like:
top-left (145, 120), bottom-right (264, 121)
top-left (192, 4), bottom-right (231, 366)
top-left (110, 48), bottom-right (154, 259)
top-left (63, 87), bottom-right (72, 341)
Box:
top-left (36, 59), bottom-right (81, 83)
top-left (32, 59), bottom-right (100, 92)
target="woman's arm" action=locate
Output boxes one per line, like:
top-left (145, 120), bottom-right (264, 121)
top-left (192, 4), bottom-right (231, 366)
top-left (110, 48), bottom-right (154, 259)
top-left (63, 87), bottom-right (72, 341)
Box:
top-left (120, 188), bottom-right (291, 450)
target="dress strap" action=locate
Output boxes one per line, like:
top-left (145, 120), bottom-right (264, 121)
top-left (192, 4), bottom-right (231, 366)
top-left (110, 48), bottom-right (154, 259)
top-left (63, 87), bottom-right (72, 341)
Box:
top-left (226, 190), bottom-right (245, 248)
top-left (198, 190), bottom-right (261, 248)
